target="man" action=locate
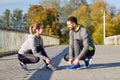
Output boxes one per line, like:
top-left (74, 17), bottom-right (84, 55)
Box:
top-left (64, 16), bottom-right (95, 70)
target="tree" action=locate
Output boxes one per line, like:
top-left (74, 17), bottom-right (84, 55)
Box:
top-left (27, 5), bottom-right (46, 25)
top-left (2, 9), bottom-right (11, 27)
top-left (0, 16), bottom-right (4, 27)
top-left (0, 9), bottom-right (29, 31)
top-left (40, 0), bottom-right (61, 11)
top-left (60, 0), bottom-right (87, 23)
top-left (81, 0), bottom-right (87, 5)
top-left (110, 14), bottom-right (120, 35)
top-left (27, 5), bottom-right (60, 36)
top-left (22, 13), bottom-right (29, 30)
top-left (44, 8), bottom-right (60, 35)
top-left (108, 5), bottom-right (117, 18)
top-left (11, 9), bottom-right (23, 29)
top-left (71, 5), bottom-right (89, 27)
top-left (90, 0), bottom-right (107, 44)
top-left (60, 0), bottom-right (120, 44)
top-left (71, 4), bottom-right (95, 35)
top-left (58, 0), bottom-right (88, 44)
top-left (59, 23), bottom-right (69, 44)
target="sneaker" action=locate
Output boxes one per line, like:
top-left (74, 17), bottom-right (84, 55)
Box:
top-left (68, 63), bottom-right (80, 70)
top-left (84, 57), bottom-right (92, 68)
top-left (46, 64), bottom-right (56, 71)
top-left (19, 62), bottom-right (27, 70)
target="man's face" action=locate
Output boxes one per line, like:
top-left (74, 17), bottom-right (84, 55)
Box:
top-left (67, 21), bottom-right (76, 30)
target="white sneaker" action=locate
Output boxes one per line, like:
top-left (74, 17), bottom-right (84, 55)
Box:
top-left (19, 62), bottom-right (27, 70)
top-left (46, 64), bottom-right (56, 71)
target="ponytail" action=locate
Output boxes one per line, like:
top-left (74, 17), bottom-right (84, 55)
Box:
top-left (29, 24), bottom-right (35, 34)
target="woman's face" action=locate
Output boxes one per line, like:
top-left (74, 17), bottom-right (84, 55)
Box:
top-left (36, 26), bottom-right (44, 35)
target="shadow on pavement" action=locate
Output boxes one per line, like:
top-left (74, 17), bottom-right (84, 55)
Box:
top-left (0, 58), bottom-right (18, 61)
top-left (88, 62), bottom-right (120, 69)
top-left (28, 47), bottom-right (69, 80)
top-left (56, 65), bottom-right (70, 70)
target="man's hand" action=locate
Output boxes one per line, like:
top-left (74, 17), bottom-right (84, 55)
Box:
top-left (68, 59), bottom-right (73, 65)
top-left (73, 59), bottom-right (79, 65)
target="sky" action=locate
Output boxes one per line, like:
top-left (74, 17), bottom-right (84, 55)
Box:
top-left (0, 0), bottom-right (40, 15)
top-left (105, 0), bottom-right (120, 9)
top-left (0, 0), bottom-right (120, 15)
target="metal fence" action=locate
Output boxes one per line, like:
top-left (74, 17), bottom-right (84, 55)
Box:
top-left (105, 35), bottom-right (120, 45)
top-left (0, 27), bottom-right (59, 55)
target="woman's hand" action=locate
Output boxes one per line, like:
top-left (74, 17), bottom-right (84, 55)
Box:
top-left (45, 58), bottom-right (50, 64)
top-left (45, 58), bottom-right (54, 66)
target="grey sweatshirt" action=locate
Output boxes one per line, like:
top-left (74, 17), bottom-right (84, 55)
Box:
top-left (69, 25), bottom-right (95, 60)
top-left (18, 35), bottom-right (48, 59)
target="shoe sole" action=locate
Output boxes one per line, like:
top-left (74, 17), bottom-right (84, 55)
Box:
top-left (19, 63), bottom-right (28, 71)
top-left (66, 67), bottom-right (81, 71)
top-left (46, 65), bottom-right (56, 71)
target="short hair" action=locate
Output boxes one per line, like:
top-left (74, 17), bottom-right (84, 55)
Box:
top-left (67, 16), bottom-right (77, 24)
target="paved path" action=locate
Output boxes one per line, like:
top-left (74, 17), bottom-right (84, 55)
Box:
top-left (0, 45), bottom-right (120, 80)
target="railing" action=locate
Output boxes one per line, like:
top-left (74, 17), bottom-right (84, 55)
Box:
top-left (105, 35), bottom-right (120, 45)
top-left (0, 27), bottom-right (59, 55)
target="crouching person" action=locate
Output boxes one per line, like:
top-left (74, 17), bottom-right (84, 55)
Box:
top-left (18, 23), bottom-right (56, 71)
top-left (64, 16), bottom-right (95, 70)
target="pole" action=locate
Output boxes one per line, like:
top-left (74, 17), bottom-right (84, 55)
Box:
top-left (103, 10), bottom-right (106, 45)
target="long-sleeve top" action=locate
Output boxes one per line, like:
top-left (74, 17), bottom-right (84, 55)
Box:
top-left (69, 24), bottom-right (95, 60)
top-left (18, 35), bottom-right (48, 59)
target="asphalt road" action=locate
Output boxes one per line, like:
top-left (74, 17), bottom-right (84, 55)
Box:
top-left (0, 45), bottom-right (120, 80)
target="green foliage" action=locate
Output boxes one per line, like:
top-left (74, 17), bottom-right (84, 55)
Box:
top-left (60, 0), bottom-right (87, 23)
top-left (70, 0), bottom-right (120, 44)
top-left (2, 9), bottom-right (11, 27)
top-left (71, 5), bottom-right (89, 27)
top-left (59, 23), bottom-right (69, 44)
top-left (0, 9), bottom-right (29, 30)
top-left (0, 16), bottom-right (4, 26)
top-left (27, 5), bottom-right (46, 25)
top-left (11, 9), bottom-right (23, 29)
top-left (89, 1), bottom-right (106, 44)
top-left (111, 14), bottom-right (120, 35)
top-left (27, 5), bottom-right (60, 37)
top-left (22, 13), bottom-right (29, 30)
top-left (92, 24), bottom-right (104, 44)
top-left (0, 0), bottom-right (120, 45)
top-left (40, 0), bottom-right (61, 11)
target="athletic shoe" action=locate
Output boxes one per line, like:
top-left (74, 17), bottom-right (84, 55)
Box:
top-left (19, 62), bottom-right (27, 70)
top-left (84, 57), bottom-right (92, 68)
top-left (68, 63), bottom-right (80, 70)
top-left (46, 64), bottom-right (56, 71)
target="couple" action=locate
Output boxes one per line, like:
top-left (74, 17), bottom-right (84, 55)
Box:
top-left (18, 16), bottom-right (95, 71)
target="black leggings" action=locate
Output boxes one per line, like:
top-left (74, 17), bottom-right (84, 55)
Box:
top-left (64, 49), bottom-right (95, 61)
top-left (18, 54), bottom-right (40, 64)
top-left (18, 45), bottom-right (48, 65)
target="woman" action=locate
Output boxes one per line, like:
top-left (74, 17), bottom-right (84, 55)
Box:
top-left (18, 23), bottom-right (56, 70)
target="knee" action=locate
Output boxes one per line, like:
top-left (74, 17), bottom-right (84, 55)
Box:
top-left (34, 57), bottom-right (40, 63)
